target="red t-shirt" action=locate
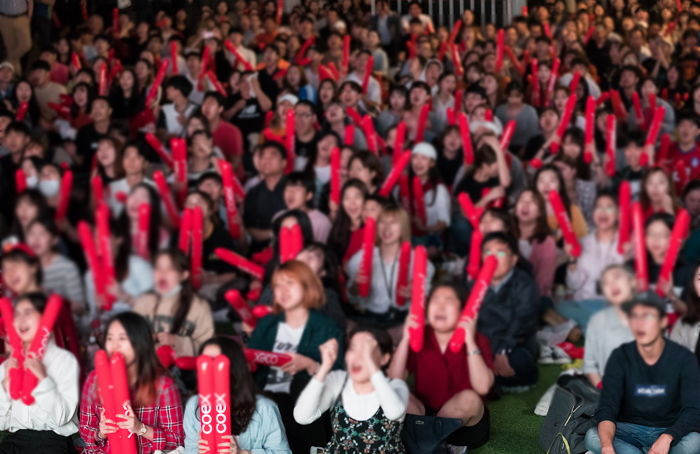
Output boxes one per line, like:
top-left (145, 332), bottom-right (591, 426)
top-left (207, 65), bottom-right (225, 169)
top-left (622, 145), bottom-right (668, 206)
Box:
top-left (407, 326), bottom-right (494, 412)
top-left (668, 142), bottom-right (700, 170)
top-left (342, 227), bottom-right (364, 265)
top-left (213, 120), bottom-right (244, 176)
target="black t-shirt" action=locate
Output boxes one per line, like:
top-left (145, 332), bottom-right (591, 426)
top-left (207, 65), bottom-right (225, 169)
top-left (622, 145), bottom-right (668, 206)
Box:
top-left (257, 68), bottom-right (280, 104)
top-left (0, 153), bottom-right (21, 220)
top-left (295, 133), bottom-right (318, 160)
top-left (436, 148), bottom-right (463, 189)
top-left (454, 174), bottom-right (499, 203)
top-left (75, 123), bottom-right (106, 174)
top-left (243, 176), bottom-right (287, 250)
top-left (202, 223), bottom-right (238, 274)
top-left (229, 95), bottom-right (265, 134)
top-left (524, 134), bottom-right (546, 162)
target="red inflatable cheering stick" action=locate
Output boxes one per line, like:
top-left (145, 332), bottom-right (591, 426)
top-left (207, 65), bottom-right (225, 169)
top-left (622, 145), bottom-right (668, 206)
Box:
top-left (171, 138), bottom-right (188, 207)
top-left (459, 113), bottom-right (474, 165)
top-left (357, 217), bottom-right (377, 298)
top-left (632, 202), bottom-right (649, 292)
top-left (617, 182), bottom-right (631, 254)
top-left (548, 191), bottom-right (581, 257)
top-left (20, 295), bottom-right (63, 405)
top-left (212, 355), bottom-right (231, 447)
top-left (330, 147), bottom-right (341, 205)
top-left (217, 159), bottom-right (241, 240)
top-left (135, 203), bottom-right (151, 260)
top-left (0, 298), bottom-right (24, 400)
top-left (55, 170), bottom-right (74, 223)
top-left (604, 114), bottom-right (617, 176)
top-left (197, 356), bottom-right (217, 453)
top-left (215, 248), bottom-right (265, 280)
top-left (412, 177), bottom-right (427, 228)
top-left (408, 246), bottom-right (428, 352)
top-left (656, 210), bottom-right (690, 297)
top-left (449, 256), bottom-right (498, 352)
top-left (280, 223), bottom-right (304, 263)
top-left (95, 350), bottom-right (137, 454)
top-left (153, 171), bottom-right (179, 228)
top-left (395, 242), bottom-right (412, 307)
top-left (225, 290), bottom-right (256, 328)
top-left (378, 151), bottom-right (411, 197)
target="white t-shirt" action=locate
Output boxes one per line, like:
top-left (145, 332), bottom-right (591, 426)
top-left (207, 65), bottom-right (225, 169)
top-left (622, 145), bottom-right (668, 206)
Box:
top-left (265, 322), bottom-right (306, 394)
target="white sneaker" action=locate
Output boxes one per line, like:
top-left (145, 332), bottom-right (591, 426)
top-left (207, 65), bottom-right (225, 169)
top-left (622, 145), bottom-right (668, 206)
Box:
top-left (550, 345), bottom-right (572, 365)
top-left (446, 445), bottom-right (467, 454)
top-left (539, 345), bottom-right (555, 364)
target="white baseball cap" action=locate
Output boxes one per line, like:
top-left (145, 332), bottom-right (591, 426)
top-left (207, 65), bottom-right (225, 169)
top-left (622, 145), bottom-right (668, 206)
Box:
top-left (412, 142), bottom-right (437, 160)
top-left (0, 62), bottom-right (14, 72)
top-left (278, 94), bottom-right (299, 107)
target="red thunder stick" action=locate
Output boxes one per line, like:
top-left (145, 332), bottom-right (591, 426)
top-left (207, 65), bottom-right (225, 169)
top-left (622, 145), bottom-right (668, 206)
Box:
top-left (276, 0), bottom-right (284, 24)
top-left (504, 46), bottom-right (524, 75)
top-left (217, 159), bottom-right (241, 239)
top-left (206, 71), bottom-right (227, 97)
top-left (94, 350), bottom-right (119, 449)
top-left (437, 19), bottom-right (462, 61)
top-left (399, 174), bottom-right (411, 213)
top-left (617, 181), bottom-right (632, 254)
top-left (215, 248), bottom-right (265, 280)
top-left (225, 289), bottom-right (256, 327)
top-left (145, 60), bottom-right (169, 107)
top-left (153, 171), bottom-right (180, 228)
top-left (286, 224), bottom-right (304, 262)
top-left (569, 71), bottom-right (582, 95)
top-left (98, 63), bottom-right (107, 96)
top-left (284, 109), bottom-right (296, 174)
top-left (550, 93), bottom-right (577, 154)
top-left (91, 175), bottom-right (104, 205)
top-left (330, 147), bottom-right (341, 205)
top-left (112, 8), bottom-right (119, 38)
top-left (169, 41), bottom-right (179, 75)
top-left (157, 345), bottom-right (175, 369)
top-left (244, 349), bottom-right (292, 367)
top-left (55, 170), bottom-right (73, 222)
top-left (14, 169), bottom-right (26, 193)
top-left (583, 96), bottom-right (596, 163)
top-left (190, 207), bottom-right (204, 290)
top-left (450, 44), bottom-right (463, 77)
top-left (145, 133), bottom-right (174, 169)
top-left (96, 203), bottom-right (117, 310)
top-left (78, 222), bottom-right (106, 305)
top-left (0, 298), bottom-right (24, 400)
top-left (459, 113), bottom-right (474, 165)
top-left (457, 193), bottom-right (483, 228)
top-left (499, 120), bottom-right (516, 152)
top-left (223, 40), bottom-right (255, 71)
top-left (177, 208), bottom-right (191, 255)
top-left (605, 114), bottom-right (617, 176)
top-left (544, 58), bottom-right (560, 106)
top-left (393, 122), bottom-right (406, 163)
top-left (212, 355), bottom-right (231, 447)
top-left (449, 255), bottom-right (498, 352)
top-left (70, 52), bottom-right (82, 71)
top-left (361, 55), bottom-right (374, 94)
top-left (295, 37), bottom-right (316, 64)
top-left (361, 115), bottom-right (379, 154)
top-left (357, 217), bottom-right (377, 298)
top-left (658, 133), bottom-right (672, 168)
top-left (632, 202), bottom-right (649, 291)
top-left (644, 106), bottom-right (666, 148)
top-left (647, 92), bottom-right (657, 130)
top-left (446, 108), bottom-right (455, 126)
top-left (408, 245), bottom-right (428, 352)
top-left (454, 89), bottom-right (463, 113)
top-left (529, 58), bottom-right (541, 108)
top-left (395, 242), bottom-right (412, 307)
top-left (583, 24), bottom-right (595, 44)
top-left (495, 29), bottom-right (505, 72)
top-left (656, 209), bottom-right (691, 297)
top-left (631, 92), bottom-right (643, 125)
top-left (20, 294), bottom-right (63, 404)
top-left (15, 102), bottom-right (28, 121)
top-left (341, 35), bottom-right (350, 74)
top-left (197, 356), bottom-right (217, 453)
top-left (543, 22), bottom-right (553, 39)
top-left (379, 151), bottom-right (411, 197)
top-left (252, 305), bottom-right (273, 319)
top-left (466, 227), bottom-right (482, 281)
top-left (171, 138), bottom-right (188, 206)
top-left (548, 191), bottom-right (582, 257)
top-left (113, 353), bottom-right (138, 453)
top-left (343, 123), bottom-right (355, 146)
top-left (135, 203), bottom-right (151, 260)
top-left (415, 104), bottom-right (431, 142)
top-left (610, 90), bottom-right (628, 121)
top-left (345, 107), bottom-right (362, 125)
top-left (412, 177), bottom-right (427, 227)
top-left (485, 109), bottom-right (493, 122)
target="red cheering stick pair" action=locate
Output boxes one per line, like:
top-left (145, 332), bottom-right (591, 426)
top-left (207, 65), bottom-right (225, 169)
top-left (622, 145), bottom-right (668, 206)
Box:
top-left (144, 133), bottom-right (174, 169)
top-left (279, 223), bottom-right (304, 263)
top-left (217, 159), bottom-right (242, 240)
top-left (215, 248), bottom-right (265, 281)
top-left (656, 210), bottom-right (691, 297)
top-left (145, 60), bottom-right (170, 108)
top-left (135, 203), bottom-right (151, 260)
top-left (225, 290), bottom-right (273, 330)
top-left (395, 242), bottom-right (412, 307)
top-left (14, 169), bottom-right (26, 194)
top-left (94, 350), bottom-right (137, 454)
top-left (179, 207), bottom-right (204, 289)
top-left (0, 295), bottom-right (63, 404)
top-left (459, 113), bottom-right (474, 165)
top-left (467, 227), bottom-right (483, 281)
top-left (55, 170), bottom-right (74, 223)
top-left (408, 246), bottom-right (428, 352)
top-left (449, 255), bottom-right (498, 352)
top-left (610, 90), bottom-right (628, 121)
top-left (549, 93), bottom-right (577, 154)
top-left (617, 182), bottom-right (632, 254)
top-left (206, 72), bottom-right (227, 97)
top-left (641, 106), bottom-right (666, 167)
top-left (357, 217), bottom-right (377, 298)
top-left (631, 92), bottom-right (644, 125)
top-left (548, 191), bottom-right (581, 257)
top-left (223, 40), bottom-right (255, 71)
top-left (153, 171), bottom-right (180, 228)
top-left (457, 193), bottom-right (484, 228)
top-left (437, 19), bottom-right (462, 61)
top-left (361, 115), bottom-right (380, 155)
top-left (197, 354), bottom-right (231, 453)
top-left (379, 151), bottom-right (411, 197)
top-left (171, 138), bottom-right (188, 207)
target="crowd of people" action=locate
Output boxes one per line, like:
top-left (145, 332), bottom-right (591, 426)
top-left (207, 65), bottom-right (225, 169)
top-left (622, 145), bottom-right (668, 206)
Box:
top-left (0, 0), bottom-right (698, 452)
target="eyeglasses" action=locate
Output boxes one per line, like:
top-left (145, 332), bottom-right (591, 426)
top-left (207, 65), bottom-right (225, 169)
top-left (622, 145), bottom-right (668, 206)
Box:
top-left (296, 112), bottom-right (314, 118)
top-left (628, 312), bottom-right (660, 322)
top-left (484, 250), bottom-right (509, 258)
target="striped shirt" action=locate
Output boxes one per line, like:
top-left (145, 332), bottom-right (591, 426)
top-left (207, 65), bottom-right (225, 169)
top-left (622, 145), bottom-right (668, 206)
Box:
top-left (0, 0), bottom-right (29, 16)
top-left (42, 254), bottom-right (85, 308)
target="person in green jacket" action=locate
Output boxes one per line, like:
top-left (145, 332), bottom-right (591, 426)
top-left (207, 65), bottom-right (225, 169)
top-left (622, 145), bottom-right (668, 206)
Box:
top-left (247, 259), bottom-right (345, 454)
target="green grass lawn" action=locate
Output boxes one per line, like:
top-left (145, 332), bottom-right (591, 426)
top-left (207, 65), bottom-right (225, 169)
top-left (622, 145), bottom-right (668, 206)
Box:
top-left (473, 365), bottom-right (562, 454)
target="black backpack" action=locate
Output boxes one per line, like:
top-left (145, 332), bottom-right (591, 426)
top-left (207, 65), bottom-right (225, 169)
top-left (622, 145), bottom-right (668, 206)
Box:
top-left (539, 375), bottom-right (600, 454)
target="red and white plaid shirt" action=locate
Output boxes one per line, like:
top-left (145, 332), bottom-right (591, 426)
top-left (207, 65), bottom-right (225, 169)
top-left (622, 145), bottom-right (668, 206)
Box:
top-left (79, 370), bottom-right (184, 454)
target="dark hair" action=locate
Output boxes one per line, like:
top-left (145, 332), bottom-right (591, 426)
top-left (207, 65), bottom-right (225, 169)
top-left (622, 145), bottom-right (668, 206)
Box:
top-left (682, 263), bottom-right (700, 325)
top-left (30, 60), bottom-right (51, 72)
top-left (514, 189), bottom-right (552, 244)
top-left (6, 121), bottom-right (30, 137)
top-left (153, 248), bottom-right (196, 334)
top-left (328, 179), bottom-right (369, 261)
top-left (202, 91), bottom-right (225, 107)
top-left (640, 167), bottom-right (678, 213)
top-left (682, 180), bottom-right (700, 201)
top-left (165, 74), bottom-right (193, 97)
top-left (195, 171), bottom-right (223, 187)
top-left (257, 141), bottom-right (287, 161)
top-left (118, 183), bottom-right (162, 259)
top-left (644, 212), bottom-right (675, 231)
top-left (1, 246), bottom-right (42, 286)
top-left (198, 337), bottom-right (258, 435)
top-left (11, 189), bottom-right (51, 241)
top-left (481, 231), bottom-right (519, 256)
top-left (103, 312), bottom-right (164, 407)
top-left (284, 171), bottom-right (315, 196)
top-left (533, 164), bottom-right (573, 212)
top-left (348, 325), bottom-right (394, 367)
top-left (349, 150), bottom-right (383, 189)
top-left (16, 291), bottom-right (48, 313)
top-left (426, 280), bottom-right (469, 311)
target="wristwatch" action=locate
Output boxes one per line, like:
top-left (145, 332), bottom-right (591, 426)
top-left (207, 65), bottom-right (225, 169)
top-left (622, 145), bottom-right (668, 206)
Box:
top-left (137, 423), bottom-right (148, 437)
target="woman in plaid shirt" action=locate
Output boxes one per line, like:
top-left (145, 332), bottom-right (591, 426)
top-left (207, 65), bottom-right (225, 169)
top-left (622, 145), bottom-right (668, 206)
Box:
top-left (78, 312), bottom-right (185, 453)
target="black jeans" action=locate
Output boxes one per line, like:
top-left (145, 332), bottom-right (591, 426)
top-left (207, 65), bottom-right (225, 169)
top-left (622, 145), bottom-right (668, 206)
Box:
top-left (0, 430), bottom-right (76, 454)
top-left (496, 345), bottom-right (539, 387)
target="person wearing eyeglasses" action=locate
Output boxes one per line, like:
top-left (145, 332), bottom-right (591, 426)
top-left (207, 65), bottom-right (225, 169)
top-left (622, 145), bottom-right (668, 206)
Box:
top-left (585, 291), bottom-right (700, 454)
top-left (474, 232), bottom-right (540, 391)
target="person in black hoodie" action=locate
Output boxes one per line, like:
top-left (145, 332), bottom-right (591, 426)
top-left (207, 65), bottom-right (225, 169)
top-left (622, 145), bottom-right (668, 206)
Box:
top-left (585, 291), bottom-right (700, 454)
top-left (475, 232), bottom-right (540, 389)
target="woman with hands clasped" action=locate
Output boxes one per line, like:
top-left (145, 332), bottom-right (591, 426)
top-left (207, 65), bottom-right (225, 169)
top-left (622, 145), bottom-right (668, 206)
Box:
top-left (79, 312), bottom-right (184, 454)
top-left (388, 282), bottom-right (494, 450)
top-left (0, 293), bottom-right (80, 453)
top-left (294, 327), bottom-right (410, 453)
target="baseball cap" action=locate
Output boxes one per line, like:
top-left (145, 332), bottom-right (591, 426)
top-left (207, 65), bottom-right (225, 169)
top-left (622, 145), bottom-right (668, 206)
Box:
top-left (412, 142), bottom-right (437, 160)
top-left (622, 291), bottom-right (667, 316)
top-left (0, 62), bottom-right (14, 72)
top-left (278, 94), bottom-right (299, 107)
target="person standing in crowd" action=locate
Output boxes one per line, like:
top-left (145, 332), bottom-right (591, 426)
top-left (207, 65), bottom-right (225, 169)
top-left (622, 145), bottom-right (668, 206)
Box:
top-left (0, 0), bottom-right (32, 76)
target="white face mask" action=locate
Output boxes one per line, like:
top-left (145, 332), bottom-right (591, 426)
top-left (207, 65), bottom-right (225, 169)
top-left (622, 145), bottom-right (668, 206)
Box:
top-left (25, 175), bottom-right (38, 188)
top-left (38, 179), bottom-right (60, 198)
top-left (158, 284), bottom-right (182, 299)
